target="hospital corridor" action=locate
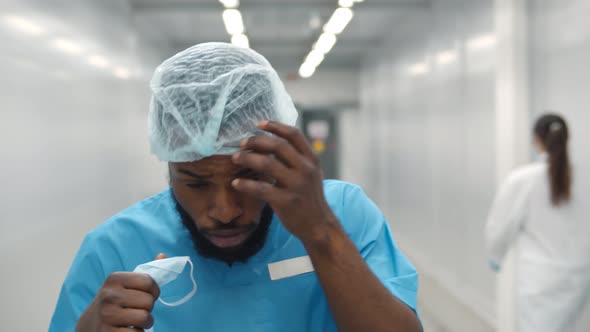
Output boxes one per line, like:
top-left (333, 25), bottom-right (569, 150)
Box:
top-left (1, 0), bottom-right (590, 331)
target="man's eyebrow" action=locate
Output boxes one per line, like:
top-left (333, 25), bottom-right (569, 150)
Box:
top-left (177, 169), bottom-right (210, 179)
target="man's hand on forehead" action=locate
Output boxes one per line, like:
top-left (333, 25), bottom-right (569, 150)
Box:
top-left (231, 120), bottom-right (337, 241)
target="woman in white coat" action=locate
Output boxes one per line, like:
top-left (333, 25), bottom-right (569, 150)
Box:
top-left (486, 114), bottom-right (590, 332)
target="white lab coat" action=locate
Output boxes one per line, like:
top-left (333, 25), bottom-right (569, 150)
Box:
top-left (486, 157), bottom-right (590, 332)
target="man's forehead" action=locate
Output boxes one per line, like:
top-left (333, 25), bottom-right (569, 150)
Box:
top-left (170, 155), bottom-right (242, 177)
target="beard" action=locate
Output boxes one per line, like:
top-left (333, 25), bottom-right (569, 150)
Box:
top-left (171, 193), bottom-right (273, 265)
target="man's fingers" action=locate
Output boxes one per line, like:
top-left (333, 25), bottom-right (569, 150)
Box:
top-left (232, 152), bottom-right (292, 185)
top-left (239, 135), bottom-right (302, 168)
top-left (109, 308), bottom-right (153, 329)
top-left (123, 308), bottom-right (154, 329)
top-left (107, 272), bottom-right (160, 299)
top-left (155, 253), bottom-right (166, 260)
top-left (258, 121), bottom-right (317, 161)
top-left (232, 178), bottom-right (284, 202)
top-left (119, 289), bottom-right (157, 312)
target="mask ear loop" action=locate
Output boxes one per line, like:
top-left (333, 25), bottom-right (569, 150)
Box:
top-left (158, 258), bottom-right (197, 306)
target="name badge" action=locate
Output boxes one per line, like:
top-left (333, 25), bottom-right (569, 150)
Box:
top-left (268, 256), bottom-right (315, 280)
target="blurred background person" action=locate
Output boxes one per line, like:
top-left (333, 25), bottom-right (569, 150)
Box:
top-left (486, 114), bottom-right (590, 332)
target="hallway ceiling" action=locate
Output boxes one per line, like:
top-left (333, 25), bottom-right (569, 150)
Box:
top-left (129, 0), bottom-right (430, 74)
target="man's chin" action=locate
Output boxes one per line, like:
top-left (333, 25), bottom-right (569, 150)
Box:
top-left (196, 238), bottom-right (257, 264)
top-left (206, 238), bottom-right (249, 253)
top-left (192, 226), bottom-right (267, 264)
top-left (211, 243), bottom-right (246, 253)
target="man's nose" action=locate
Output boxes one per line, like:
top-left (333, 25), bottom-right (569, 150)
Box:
top-left (208, 188), bottom-right (243, 224)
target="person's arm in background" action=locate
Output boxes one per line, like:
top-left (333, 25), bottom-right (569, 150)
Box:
top-left (485, 171), bottom-right (530, 271)
top-left (232, 121), bottom-right (421, 332)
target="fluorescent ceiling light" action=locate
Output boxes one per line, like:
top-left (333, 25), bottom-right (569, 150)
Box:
top-left (324, 8), bottom-right (354, 34)
top-left (436, 50), bottom-right (457, 65)
top-left (305, 50), bottom-right (325, 67)
top-left (52, 38), bottom-right (83, 55)
top-left (353, 0), bottom-right (364, 2)
top-left (114, 66), bottom-right (131, 79)
top-left (2, 15), bottom-right (45, 36)
top-left (219, 0), bottom-right (239, 8)
top-left (338, 0), bottom-right (354, 8)
top-left (88, 55), bottom-right (109, 69)
top-left (231, 33), bottom-right (249, 48)
top-left (408, 62), bottom-right (430, 75)
top-left (299, 62), bottom-right (316, 78)
top-left (467, 34), bottom-right (497, 51)
top-left (223, 9), bottom-right (244, 35)
top-left (314, 33), bottom-right (337, 54)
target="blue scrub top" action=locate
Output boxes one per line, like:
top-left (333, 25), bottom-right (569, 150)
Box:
top-left (50, 180), bottom-right (418, 331)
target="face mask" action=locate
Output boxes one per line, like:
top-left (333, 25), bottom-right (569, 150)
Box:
top-left (133, 256), bottom-right (197, 307)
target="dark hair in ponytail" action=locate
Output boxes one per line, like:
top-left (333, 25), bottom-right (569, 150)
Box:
top-left (534, 113), bottom-right (572, 206)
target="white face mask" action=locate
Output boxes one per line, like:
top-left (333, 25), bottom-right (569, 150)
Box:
top-left (133, 256), bottom-right (197, 307)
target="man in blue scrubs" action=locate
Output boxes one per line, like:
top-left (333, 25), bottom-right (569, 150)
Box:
top-left (50, 43), bottom-right (421, 332)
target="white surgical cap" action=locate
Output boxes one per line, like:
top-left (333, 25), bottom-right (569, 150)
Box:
top-left (148, 42), bottom-right (298, 162)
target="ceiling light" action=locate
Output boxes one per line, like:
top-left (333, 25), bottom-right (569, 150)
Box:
top-left (324, 8), bottom-right (354, 34)
top-left (222, 9), bottom-right (244, 35)
top-left (338, 0), bottom-right (354, 8)
top-left (305, 50), bottom-right (325, 67)
top-left (314, 33), bottom-right (337, 54)
top-left (436, 50), bottom-right (457, 65)
top-left (114, 66), bottom-right (131, 79)
top-left (2, 15), bottom-right (45, 36)
top-left (219, 0), bottom-right (239, 8)
top-left (231, 33), bottom-right (249, 48)
top-left (467, 34), bottom-right (497, 51)
top-left (88, 55), bottom-right (109, 69)
top-left (353, 0), bottom-right (364, 2)
top-left (408, 62), bottom-right (430, 75)
top-left (299, 62), bottom-right (316, 78)
top-left (52, 38), bottom-right (83, 55)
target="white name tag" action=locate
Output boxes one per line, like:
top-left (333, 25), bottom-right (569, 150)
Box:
top-left (268, 255), bottom-right (315, 280)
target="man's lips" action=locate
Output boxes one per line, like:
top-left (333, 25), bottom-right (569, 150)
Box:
top-left (204, 228), bottom-right (254, 248)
